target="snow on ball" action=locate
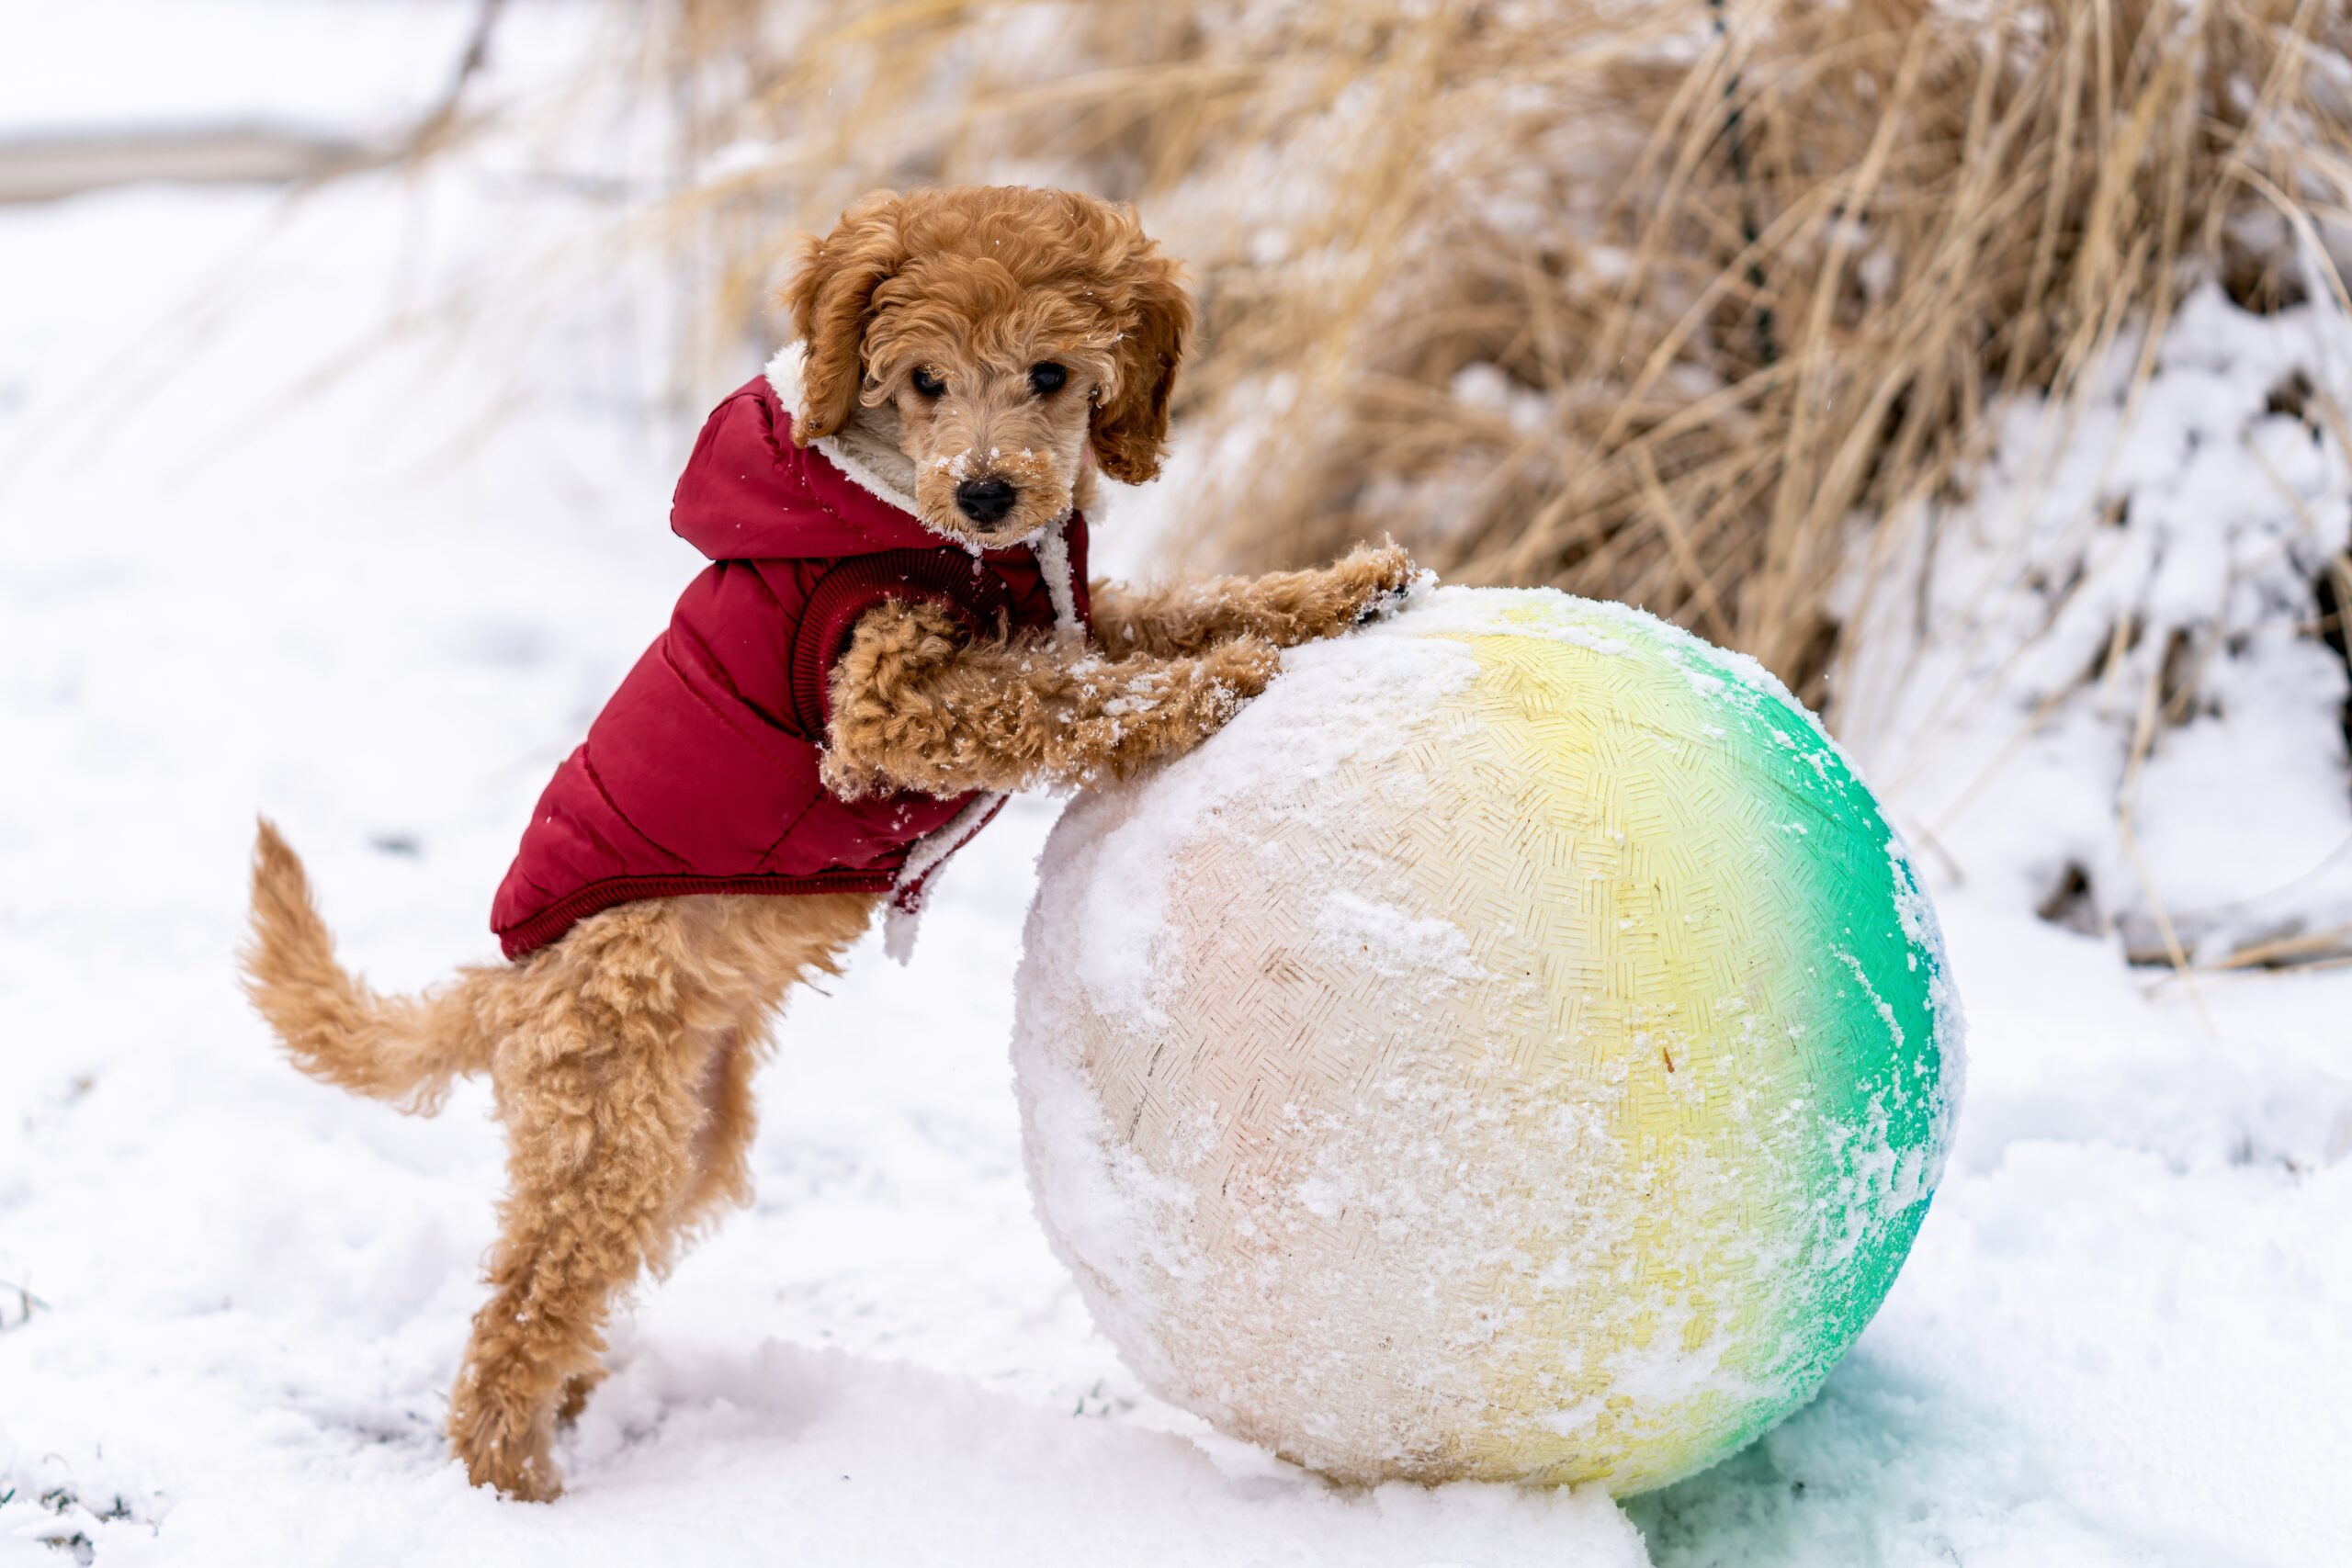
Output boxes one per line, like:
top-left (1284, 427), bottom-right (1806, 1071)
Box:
top-left (1012, 585), bottom-right (1963, 1495)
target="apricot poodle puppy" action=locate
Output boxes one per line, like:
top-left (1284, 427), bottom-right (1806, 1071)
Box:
top-left (241, 185), bottom-right (1414, 1500)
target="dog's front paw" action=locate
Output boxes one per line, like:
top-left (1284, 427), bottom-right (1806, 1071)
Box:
top-left (818, 746), bottom-right (884, 802)
top-left (1331, 539), bottom-right (1421, 626)
top-left (1200, 633), bottom-right (1282, 707)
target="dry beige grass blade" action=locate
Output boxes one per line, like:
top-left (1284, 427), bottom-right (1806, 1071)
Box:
top-left (583, 0), bottom-right (2349, 698)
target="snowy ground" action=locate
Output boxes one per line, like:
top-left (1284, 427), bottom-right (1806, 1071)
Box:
top-left (5, 6), bottom-right (2350, 1565)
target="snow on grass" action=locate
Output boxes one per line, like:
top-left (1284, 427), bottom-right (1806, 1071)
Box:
top-left (1835, 282), bottom-right (2352, 968)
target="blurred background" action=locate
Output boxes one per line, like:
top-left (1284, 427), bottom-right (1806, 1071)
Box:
top-left (5, 3), bottom-right (2352, 1562)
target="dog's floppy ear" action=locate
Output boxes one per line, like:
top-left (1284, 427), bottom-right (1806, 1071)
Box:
top-left (780, 191), bottom-right (905, 445)
top-left (1090, 247), bottom-right (1193, 485)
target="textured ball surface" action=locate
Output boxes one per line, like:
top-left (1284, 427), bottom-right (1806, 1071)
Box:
top-left (1012, 586), bottom-right (1962, 1495)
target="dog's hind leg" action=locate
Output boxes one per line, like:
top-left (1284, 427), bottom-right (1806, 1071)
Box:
top-left (674, 1023), bottom-right (762, 1229)
top-left (663, 892), bottom-right (873, 1239)
top-left (543, 1022), bottom-right (752, 1442)
top-left (490, 893), bottom-right (874, 1456)
top-left (446, 903), bottom-right (713, 1501)
top-left (552, 1368), bottom-right (605, 1429)
top-left (535, 1017), bottom-right (766, 1445)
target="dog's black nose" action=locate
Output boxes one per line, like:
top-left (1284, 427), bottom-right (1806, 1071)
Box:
top-left (955, 477), bottom-right (1017, 525)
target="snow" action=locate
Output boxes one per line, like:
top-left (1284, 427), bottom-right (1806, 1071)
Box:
top-left (3, 5), bottom-right (2349, 1564)
top-left (1011, 589), bottom-right (1958, 1495)
top-left (1836, 283), bottom-right (2352, 967)
top-left (1317, 889), bottom-right (1483, 981)
top-left (1639, 916), bottom-right (2352, 1567)
top-left (1054, 620), bottom-right (1475, 1031)
top-left (0, 150), bottom-right (1645, 1566)
top-left (0, 3), bottom-right (492, 139)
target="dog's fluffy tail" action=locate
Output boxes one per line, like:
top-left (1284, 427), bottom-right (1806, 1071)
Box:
top-left (241, 818), bottom-right (498, 1111)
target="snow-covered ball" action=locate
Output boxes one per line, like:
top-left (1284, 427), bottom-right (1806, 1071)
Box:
top-left (1012, 586), bottom-right (1963, 1495)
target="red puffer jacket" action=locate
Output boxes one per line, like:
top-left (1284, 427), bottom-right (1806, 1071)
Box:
top-left (489, 352), bottom-right (1090, 960)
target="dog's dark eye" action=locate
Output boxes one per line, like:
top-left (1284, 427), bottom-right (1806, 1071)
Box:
top-left (911, 367), bottom-right (946, 399)
top-left (1028, 362), bottom-right (1068, 397)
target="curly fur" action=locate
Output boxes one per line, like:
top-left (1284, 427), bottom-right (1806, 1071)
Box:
top-left (820, 603), bottom-right (1281, 799)
top-left (782, 186), bottom-right (1192, 547)
top-left (244, 826), bottom-right (875, 1501)
top-left (240, 184), bottom-right (1415, 1503)
top-left (1087, 543), bottom-right (1422, 659)
top-left (820, 544), bottom-right (1417, 799)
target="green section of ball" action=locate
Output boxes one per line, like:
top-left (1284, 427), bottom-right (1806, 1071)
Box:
top-left (1015, 588), bottom-right (1963, 1493)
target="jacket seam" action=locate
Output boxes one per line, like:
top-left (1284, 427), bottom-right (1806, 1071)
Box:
top-left (577, 748), bottom-right (693, 868)
top-left (661, 635), bottom-right (807, 778)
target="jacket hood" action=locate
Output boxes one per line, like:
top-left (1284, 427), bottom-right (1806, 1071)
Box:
top-left (668, 344), bottom-right (956, 561)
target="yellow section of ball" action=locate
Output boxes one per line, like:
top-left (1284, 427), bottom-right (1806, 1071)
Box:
top-left (1013, 588), bottom-right (1955, 1495)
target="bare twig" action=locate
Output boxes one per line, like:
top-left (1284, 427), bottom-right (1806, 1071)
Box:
top-left (399, 0), bottom-right (513, 162)
top-left (0, 1278), bottom-right (50, 1332)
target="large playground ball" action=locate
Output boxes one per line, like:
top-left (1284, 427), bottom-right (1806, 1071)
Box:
top-left (1011, 586), bottom-right (1962, 1495)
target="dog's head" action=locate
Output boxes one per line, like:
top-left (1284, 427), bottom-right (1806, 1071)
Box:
top-left (782, 186), bottom-right (1193, 548)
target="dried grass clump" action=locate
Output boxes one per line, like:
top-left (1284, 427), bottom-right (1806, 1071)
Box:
top-left (627, 0), bottom-right (2352, 696)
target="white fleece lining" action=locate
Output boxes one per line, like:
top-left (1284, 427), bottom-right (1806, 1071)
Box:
top-left (882, 790), bottom-right (1006, 964)
top-left (764, 342), bottom-right (923, 515)
top-left (1035, 521), bottom-right (1081, 639)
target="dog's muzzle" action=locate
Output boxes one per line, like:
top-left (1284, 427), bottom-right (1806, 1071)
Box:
top-left (955, 477), bottom-right (1018, 525)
